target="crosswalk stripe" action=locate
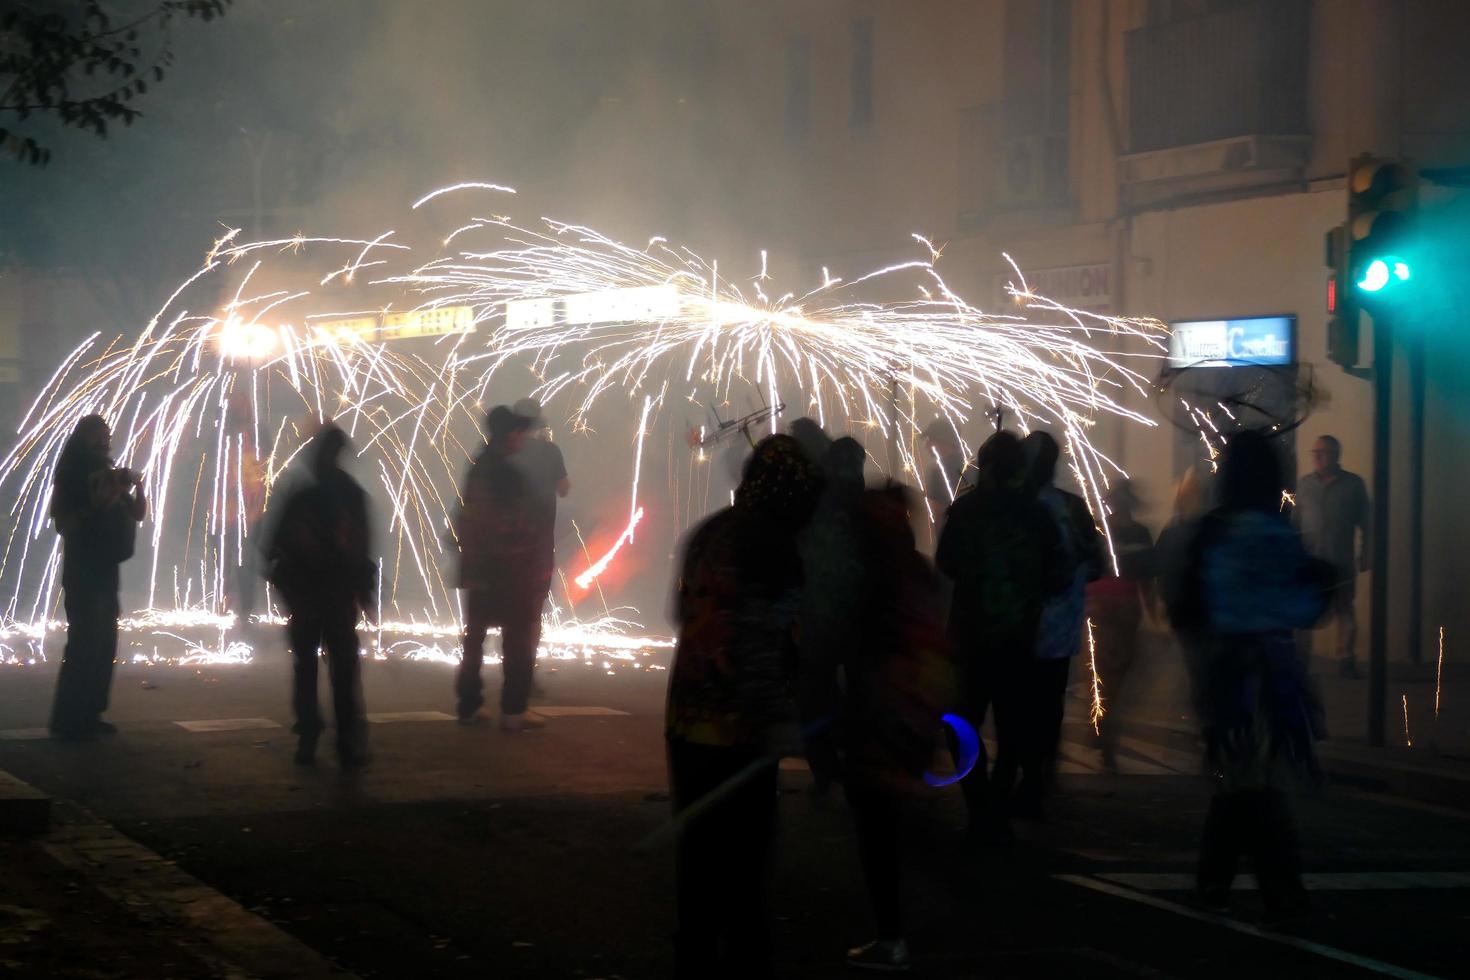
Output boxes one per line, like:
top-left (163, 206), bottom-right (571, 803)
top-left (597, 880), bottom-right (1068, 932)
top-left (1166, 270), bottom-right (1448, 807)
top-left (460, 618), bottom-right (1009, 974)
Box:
top-left (1118, 735), bottom-right (1202, 773)
top-left (174, 718), bottom-right (282, 733)
top-left (1096, 870), bottom-right (1470, 892)
top-left (533, 705), bottom-right (631, 717)
top-left (366, 710), bottom-right (455, 724)
top-left (0, 728), bottom-right (51, 740)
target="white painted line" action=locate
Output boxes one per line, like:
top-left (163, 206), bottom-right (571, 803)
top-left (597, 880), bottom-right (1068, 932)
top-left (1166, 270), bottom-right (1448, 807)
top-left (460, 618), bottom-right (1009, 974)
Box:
top-left (533, 705), bottom-right (630, 717)
top-left (0, 727), bottom-right (52, 740)
top-left (1118, 735), bottom-right (1202, 774)
top-left (1096, 871), bottom-right (1470, 892)
top-left (174, 718), bottom-right (282, 733)
top-left (1055, 874), bottom-right (1445, 980)
top-left (366, 711), bottom-right (455, 724)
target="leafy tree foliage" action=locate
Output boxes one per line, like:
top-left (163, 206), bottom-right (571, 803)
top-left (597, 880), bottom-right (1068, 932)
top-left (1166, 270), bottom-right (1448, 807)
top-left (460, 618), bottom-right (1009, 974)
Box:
top-left (0, 0), bottom-right (232, 164)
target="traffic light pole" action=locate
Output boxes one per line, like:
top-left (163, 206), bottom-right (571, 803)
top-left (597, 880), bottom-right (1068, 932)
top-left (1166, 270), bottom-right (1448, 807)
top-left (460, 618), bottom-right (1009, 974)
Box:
top-left (1408, 331), bottom-right (1425, 667)
top-left (1368, 315), bottom-right (1392, 747)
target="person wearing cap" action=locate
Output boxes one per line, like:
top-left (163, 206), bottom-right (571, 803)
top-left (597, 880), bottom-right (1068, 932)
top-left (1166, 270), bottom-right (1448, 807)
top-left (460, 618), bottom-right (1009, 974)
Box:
top-left (263, 423), bottom-right (374, 766)
top-left (456, 405), bottom-right (546, 730)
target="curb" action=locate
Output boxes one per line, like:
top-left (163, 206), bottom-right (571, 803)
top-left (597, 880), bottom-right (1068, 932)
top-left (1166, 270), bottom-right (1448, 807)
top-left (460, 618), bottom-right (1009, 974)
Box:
top-left (1, 767), bottom-right (356, 979)
top-left (0, 767), bottom-right (50, 836)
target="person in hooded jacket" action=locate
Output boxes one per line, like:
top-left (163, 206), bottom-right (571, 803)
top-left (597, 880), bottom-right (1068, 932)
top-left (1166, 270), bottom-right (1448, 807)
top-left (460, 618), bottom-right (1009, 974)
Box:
top-left (666, 434), bottom-right (820, 980)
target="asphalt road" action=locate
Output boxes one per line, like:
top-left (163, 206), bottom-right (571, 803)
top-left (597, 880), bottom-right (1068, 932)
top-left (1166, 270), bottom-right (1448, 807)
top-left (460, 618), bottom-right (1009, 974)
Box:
top-left (3, 645), bottom-right (1469, 979)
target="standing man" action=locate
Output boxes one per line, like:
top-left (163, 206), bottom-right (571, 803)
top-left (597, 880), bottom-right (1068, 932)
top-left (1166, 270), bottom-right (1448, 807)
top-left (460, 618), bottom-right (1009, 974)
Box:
top-left (457, 405), bottom-right (548, 731)
top-left (264, 424), bottom-right (374, 767)
top-left (49, 415), bottom-right (147, 740)
top-left (1293, 435), bottom-right (1370, 678)
top-left (511, 396), bottom-right (570, 586)
top-left (936, 431), bottom-right (1068, 841)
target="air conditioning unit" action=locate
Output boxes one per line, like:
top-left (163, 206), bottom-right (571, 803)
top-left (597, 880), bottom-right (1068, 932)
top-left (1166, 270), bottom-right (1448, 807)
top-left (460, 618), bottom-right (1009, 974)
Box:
top-left (996, 134), bottom-right (1069, 210)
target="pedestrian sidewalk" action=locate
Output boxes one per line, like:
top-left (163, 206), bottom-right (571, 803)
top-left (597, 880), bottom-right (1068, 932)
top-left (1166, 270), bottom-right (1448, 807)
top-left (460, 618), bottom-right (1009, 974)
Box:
top-left (0, 774), bottom-right (356, 980)
top-left (1105, 632), bottom-right (1470, 809)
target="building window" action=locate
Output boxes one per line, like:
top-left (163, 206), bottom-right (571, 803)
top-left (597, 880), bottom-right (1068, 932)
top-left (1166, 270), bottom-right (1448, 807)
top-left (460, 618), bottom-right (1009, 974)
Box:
top-left (786, 34), bottom-right (811, 142)
top-left (1002, 0), bottom-right (1070, 139)
top-left (1127, 0), bottom-right (1308, 152)
top-left (850, 18), bottom-right (874, 128)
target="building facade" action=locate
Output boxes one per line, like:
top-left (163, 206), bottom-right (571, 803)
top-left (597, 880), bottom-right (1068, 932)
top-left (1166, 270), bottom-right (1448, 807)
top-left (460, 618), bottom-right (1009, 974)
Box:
top-left (698, 0), bottom-right (1470, 665)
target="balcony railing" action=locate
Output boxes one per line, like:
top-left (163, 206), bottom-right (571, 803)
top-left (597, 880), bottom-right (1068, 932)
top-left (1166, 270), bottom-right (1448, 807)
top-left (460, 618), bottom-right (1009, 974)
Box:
top-left (1127, 0), bottom-right (1309, 153)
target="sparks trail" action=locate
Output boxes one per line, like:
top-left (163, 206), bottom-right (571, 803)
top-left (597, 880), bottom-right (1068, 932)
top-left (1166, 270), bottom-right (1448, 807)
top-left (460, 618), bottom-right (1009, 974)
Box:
top-left (0, 180), bottom-right (1169, 643)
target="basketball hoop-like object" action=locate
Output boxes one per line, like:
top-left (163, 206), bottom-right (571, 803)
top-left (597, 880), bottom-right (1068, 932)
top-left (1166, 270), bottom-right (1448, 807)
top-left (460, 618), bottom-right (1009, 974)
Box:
top-left (1154, 360), bottom-right (1322, 441)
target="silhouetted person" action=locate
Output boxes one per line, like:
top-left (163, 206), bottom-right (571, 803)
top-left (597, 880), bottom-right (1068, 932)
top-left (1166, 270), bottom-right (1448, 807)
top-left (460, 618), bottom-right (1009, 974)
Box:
top-left (1293, 435), bottom-right (1369, 678)
top-left (1157, 464), bottom-right (1211, 720)
top-left (455, 406), bottom-right (547, 730)
top-left (666, 434), bottom-right (820, 980)
top-left (49, 415), bottom-right (146, 740)
top-left (811, 483), bottom-right (949, 972)
top-left (1012, 431), bottom-right (1103, 813)
top-left (264, 424), bottom-right (373, 767)
top-left (935, 431), bottom-right (1067, 841)
top-left (1086, 480), bottom-right (1155, 773)
top-left (788, 415), bottom-right (833, 469)
top-left (1170, 430), bottom-right (1331, 924)
top-left (798, 436), bottom-right (868, 797)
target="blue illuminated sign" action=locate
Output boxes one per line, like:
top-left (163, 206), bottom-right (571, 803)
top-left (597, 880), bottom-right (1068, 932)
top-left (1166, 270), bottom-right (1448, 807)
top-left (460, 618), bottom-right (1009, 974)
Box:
top-left (1167, 315), bottom-right (1295, 369)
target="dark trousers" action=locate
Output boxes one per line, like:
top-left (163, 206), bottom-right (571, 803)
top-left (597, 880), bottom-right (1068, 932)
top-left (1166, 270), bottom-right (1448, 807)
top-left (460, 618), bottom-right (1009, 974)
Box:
top-left (50, 581), bottom-right (120, 734)
top-left (844, 780), bottom-right (904, 939)
top-left (996, 657), bottom-right (1070, 812)
top-left (457, 584), bottom-right (547, 718)
top-left (1197, 787), bottom-right (1306, 912)
top-left (286, 598), bottom-right (364, 753)
top-left (948, 659), bottom-right (1023, 829)
top-left (667, 739), bottom-right (778, 980)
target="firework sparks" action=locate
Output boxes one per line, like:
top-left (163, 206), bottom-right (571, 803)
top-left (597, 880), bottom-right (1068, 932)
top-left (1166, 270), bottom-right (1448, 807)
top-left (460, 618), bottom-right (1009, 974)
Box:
top-left (1403, 693), bottom-right (1413, 748)
top-left (1087, 617), bottom-right (1104, 736)
top-left (1436, 626), bottom-right (1445, 723)
top-left (0, 180), bottom-right (1169, 645)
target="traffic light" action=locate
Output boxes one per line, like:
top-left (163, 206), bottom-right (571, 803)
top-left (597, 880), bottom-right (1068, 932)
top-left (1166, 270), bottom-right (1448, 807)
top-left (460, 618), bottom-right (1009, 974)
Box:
top-left (1348, 154), bottom-right (1418, 302)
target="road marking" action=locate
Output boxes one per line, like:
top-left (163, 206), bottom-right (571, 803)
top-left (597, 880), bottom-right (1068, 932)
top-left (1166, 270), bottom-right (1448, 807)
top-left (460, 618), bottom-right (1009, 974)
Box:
top-left (1055, 874), bottom-right (1445, 980)
top-left (174, 718), bottom-right (282, 733)
top-left (1118, 736), bottom-right (1201, 774)
top-left (1096, 871), bottom-right (1470, 891)
top-left (532, 705), bottom-right (630, 717)
top-left (365, 710), bottom-right (455, 724)
top-left (0, 728), bottom-right (51, 741)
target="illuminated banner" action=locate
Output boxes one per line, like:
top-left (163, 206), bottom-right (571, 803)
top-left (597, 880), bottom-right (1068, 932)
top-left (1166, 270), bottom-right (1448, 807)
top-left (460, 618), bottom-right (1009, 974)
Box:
top-left (507, 285), bottom-right (680, 330)
top-left (316, 306), bottom-right (474, 343)
top-left (1167, 315), bottom-right (1294, 369)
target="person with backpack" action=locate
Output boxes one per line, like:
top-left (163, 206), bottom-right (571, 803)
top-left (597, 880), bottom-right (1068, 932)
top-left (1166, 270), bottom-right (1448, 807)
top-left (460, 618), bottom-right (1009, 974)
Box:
top-left (49, 415), bottom-right (147, 740)
top-left (264, 423), bottom-right (374, 767)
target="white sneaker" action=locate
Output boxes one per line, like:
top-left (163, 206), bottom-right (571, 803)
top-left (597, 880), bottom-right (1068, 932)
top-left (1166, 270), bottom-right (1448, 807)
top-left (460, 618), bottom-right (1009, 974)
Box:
top-left (499, 711), bottom-right (546, 732)
top-left (846, 938), bottom-right (911, 972)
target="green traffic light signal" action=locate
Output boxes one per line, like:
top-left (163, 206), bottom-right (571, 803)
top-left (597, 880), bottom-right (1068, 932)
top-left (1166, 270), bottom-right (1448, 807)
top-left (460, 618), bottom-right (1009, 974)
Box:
top-left (1356, 255), bottom-right (1412, 294)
